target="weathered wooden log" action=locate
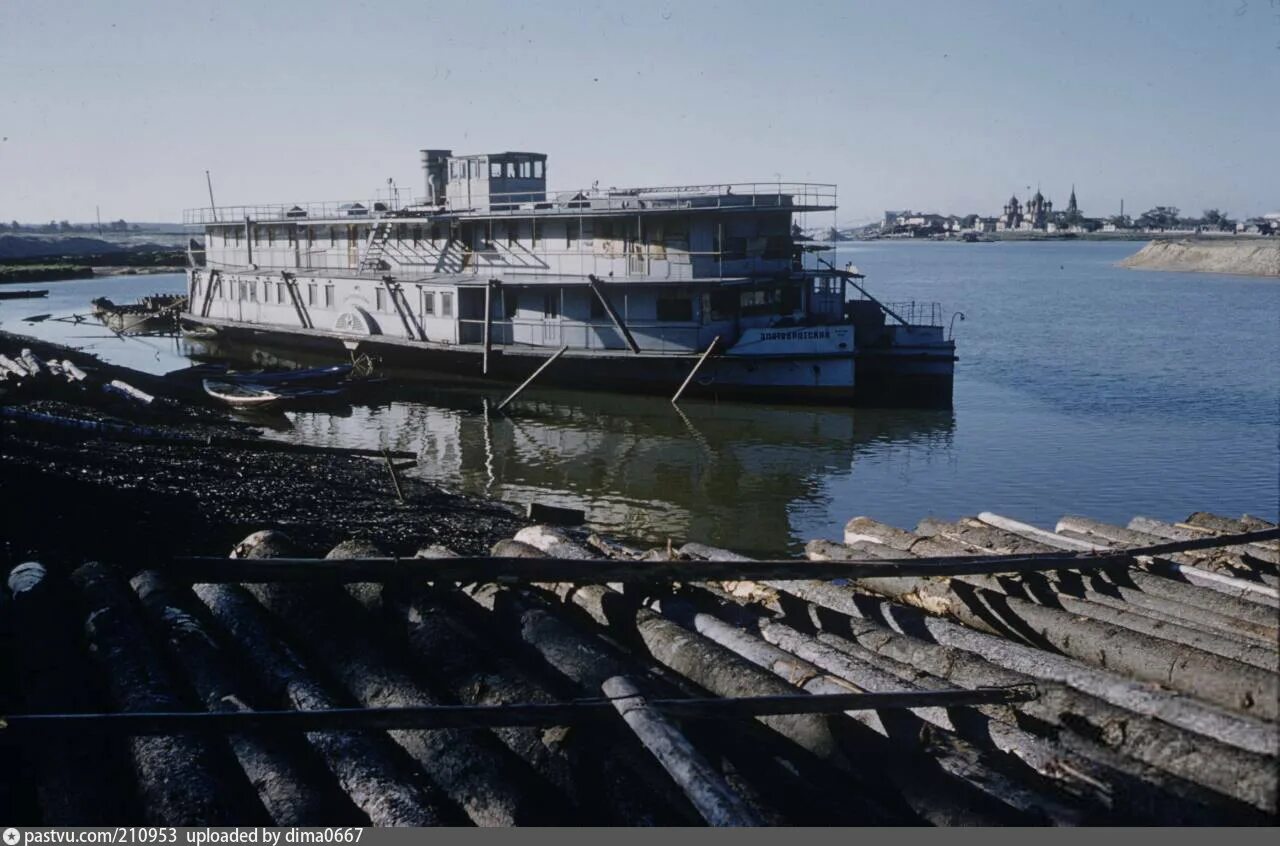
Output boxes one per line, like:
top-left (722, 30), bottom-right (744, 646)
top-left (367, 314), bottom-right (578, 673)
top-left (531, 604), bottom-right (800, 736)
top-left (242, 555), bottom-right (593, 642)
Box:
top-left (682, 542), bottom-right (1278, 758)
top-left (490, 538), bottom-right (548, 558)
top-left (349, 544), bottom-right (653, 824)
top-left (173, 519), bottom-right (1280, 585)
top-left (569, 586), bottom-right (848, 762)
top-left (6, 562), bottom-right (124, 824)
top-left (456, 581), bottom-right (893, 824)
top-left (844, 516), bottom-right (921, 549)
top-left (691, 578), bottom-right (1141, 814)
top-left (1055, 516), bottom-right (1280, 628)
top-left (555, 579), bottom-right (1033, 826)
top-left (857, 571), bottom-right (1276, 718)
top-left (959, 516), bottom-right (1278, 638)
top-left (1184, 513), bottom-right (1280, 565)
top-left (130, 571), bottom-right (356, 825)
top-left (601, 675), bottom-right (761, 827)
top-left (0, 354), bottom-right (31, 378)
top-left (869, 518), bottom-right (1280, 671)
top-left (1129, 516), bottom-right (1280, 584)
top-left (804, 539), bottom-right (899, 562)
top-left (191, 581), bottom-right (453, 826)
top-left (104, 380), bottom-right (155, 406)
top-left (18, 349), bottom-right (44, 377)
top-left (512, 531), bottom-right (853, 769)
top-left (1029, 570), bottom-right (1277, 657)
top-left (751, 583), bottom-right (1277, 819)
top-left (771, 577), bottom-right (1278, 755)
top-left (976, 512), bottom-right (1101, 550)
top-left (700, 610), bottom-right (1092, 823)
top-left (918, 516), bottom-right (1051, 555)
top-left (1035, 512), bottom-right (1279, 588)
top-left (62, 359), bottom-right (87, 381)
top-left (68, 562), bottom-right (250, 825)
top-left (834, 518), bottom-right (1279, 717)
top-left (1141, 557), bottom-right (1280, 606)
top-left (920, 518), bottom-right (1278, 653)
top-left (243, 539), bottom-right (572, 826)
top-left (1041, 514), bottom-right (1278, 598)
top-left (514, 525), bottom-right (597, 560)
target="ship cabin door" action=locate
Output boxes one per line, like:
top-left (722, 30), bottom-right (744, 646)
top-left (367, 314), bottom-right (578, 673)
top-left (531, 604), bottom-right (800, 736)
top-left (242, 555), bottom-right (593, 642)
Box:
top-left (347, 225), bottom-right (361, 269)
top-left (541, 288), bottom-right (560, 344)
top-left (458, 288), bottom-right (486, 344)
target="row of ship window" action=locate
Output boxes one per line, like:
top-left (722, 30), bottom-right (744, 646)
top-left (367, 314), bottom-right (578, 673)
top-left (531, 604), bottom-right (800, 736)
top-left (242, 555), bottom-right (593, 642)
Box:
top-left (449, 159), bottom-right (544, 180)
top-left (212, 218), bottom-right (699, 251)
top-left (204, 277), bottom-right (455, 317)
top-left (202, 278), bottom-right (805, 323)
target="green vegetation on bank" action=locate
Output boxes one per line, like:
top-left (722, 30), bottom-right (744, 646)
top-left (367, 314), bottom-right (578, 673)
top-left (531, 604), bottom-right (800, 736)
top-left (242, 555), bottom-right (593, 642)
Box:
top-left (0, 264), bottom-right (94, 283)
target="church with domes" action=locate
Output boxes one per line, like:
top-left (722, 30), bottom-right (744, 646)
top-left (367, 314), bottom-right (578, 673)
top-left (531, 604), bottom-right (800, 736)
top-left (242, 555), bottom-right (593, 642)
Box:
top-left (997, 186), bottom-right (1083, 231)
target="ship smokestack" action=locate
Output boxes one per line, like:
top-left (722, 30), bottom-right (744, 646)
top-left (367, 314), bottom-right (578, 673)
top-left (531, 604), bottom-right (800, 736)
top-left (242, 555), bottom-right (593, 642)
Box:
top-left (420, 149), bottom-right (451, 205)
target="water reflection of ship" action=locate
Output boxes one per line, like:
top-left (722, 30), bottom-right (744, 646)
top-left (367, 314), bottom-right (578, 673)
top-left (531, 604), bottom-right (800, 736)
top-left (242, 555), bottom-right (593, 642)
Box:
top-left (281, 386), bottom-right (955, 556)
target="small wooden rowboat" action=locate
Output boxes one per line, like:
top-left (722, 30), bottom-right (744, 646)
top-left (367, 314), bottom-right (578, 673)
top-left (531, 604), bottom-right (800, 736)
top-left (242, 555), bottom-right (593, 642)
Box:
top-left (224, 364), bottom-right (353, 387)
top-left (202, 379), bottom-right (282, 408)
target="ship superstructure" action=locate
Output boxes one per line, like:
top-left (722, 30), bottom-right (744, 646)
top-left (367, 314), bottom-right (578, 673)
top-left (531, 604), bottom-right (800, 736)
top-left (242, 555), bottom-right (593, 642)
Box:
top-left (183, 149), bottom-right (955, 403)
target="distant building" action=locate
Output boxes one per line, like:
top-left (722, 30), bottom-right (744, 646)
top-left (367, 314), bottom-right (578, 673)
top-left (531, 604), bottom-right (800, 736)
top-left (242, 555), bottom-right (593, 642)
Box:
top-left (997, 186), bottom-right (1082, 232)
top-left (1025, 189), bottom-right (1053, 230)
top-left (998, 195), bottom-right (1023, 231)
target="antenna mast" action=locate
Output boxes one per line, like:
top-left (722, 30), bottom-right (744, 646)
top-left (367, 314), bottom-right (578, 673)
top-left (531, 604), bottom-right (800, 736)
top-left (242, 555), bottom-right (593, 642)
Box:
top-left (205, 170), bottom-right (218, 222)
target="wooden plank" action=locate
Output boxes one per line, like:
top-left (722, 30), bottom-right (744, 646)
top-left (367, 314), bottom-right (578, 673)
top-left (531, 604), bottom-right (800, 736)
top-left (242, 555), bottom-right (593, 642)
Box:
top-left (526, 502), bottom-right (586, 526)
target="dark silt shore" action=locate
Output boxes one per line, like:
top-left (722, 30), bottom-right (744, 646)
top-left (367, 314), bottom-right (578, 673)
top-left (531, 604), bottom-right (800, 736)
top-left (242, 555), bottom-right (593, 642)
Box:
top-left (0, 329), bottom-right (523, 569)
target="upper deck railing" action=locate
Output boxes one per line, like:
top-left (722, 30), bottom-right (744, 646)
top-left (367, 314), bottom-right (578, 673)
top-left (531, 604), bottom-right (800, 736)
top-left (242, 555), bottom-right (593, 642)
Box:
top-left (183, 182), bottom-right (837, 226)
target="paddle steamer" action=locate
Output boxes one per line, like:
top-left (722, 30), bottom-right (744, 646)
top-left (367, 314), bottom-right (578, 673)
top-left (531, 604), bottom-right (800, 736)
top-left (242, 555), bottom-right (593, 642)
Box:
top-left (183, 149), bottom-right (956, 404)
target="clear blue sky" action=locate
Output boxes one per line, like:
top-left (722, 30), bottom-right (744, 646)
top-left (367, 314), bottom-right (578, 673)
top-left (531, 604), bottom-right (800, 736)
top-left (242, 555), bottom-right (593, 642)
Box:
top-left (2, 0), bottom-right (1276, 224)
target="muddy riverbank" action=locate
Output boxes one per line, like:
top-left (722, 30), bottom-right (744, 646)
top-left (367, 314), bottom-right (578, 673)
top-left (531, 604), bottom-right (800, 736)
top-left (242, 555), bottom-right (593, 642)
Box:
top-left (0, 330), bottom-right (523, 570)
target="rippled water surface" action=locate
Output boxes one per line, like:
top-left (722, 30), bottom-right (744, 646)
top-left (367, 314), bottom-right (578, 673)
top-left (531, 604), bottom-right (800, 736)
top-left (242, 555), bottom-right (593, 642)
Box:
top-left (5, 241), bottom-right (1276, 556)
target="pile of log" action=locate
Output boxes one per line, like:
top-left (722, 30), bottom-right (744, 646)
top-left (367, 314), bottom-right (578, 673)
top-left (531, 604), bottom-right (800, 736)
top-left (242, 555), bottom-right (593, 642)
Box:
top-left (1, 509), bottom-right (1275, 826)
top-left (0, 345), bottom-right (155, 408)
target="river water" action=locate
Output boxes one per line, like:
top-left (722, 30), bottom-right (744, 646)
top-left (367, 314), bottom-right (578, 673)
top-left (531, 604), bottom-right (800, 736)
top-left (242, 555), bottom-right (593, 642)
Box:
top-left (4, 241), bottom-right (1276, 556)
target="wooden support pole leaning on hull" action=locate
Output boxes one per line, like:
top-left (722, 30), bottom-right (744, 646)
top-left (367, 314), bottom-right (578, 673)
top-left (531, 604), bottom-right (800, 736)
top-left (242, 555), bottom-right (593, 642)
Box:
top-left (588, 275), bottom-right (640, 354)
top-left (200, 269), bottom-right (219, 318)
top-left (601, 675), bottom-right (762, 827)
top-left (497, 345), bottom-right (568, 411)
top-left (483, 279), bottom-right (495, 374)
top-left (672, 336), bottom-right (720, 405)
